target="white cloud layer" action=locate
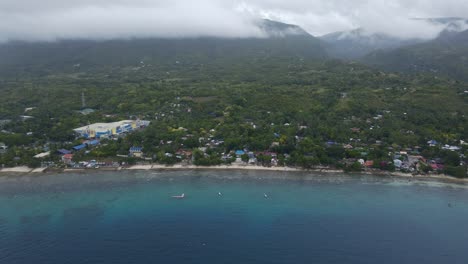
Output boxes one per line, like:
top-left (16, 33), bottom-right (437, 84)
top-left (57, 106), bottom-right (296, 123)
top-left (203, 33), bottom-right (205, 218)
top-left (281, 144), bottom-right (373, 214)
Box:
top-left (0, 0), bottom-right (467, 42)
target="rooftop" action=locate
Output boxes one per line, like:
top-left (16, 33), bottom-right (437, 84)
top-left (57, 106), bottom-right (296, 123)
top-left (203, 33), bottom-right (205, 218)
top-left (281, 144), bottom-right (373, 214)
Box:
top-left (74, 120), bottom-right (135, 133)
top-left (34, 152), bottom-right (50, 158)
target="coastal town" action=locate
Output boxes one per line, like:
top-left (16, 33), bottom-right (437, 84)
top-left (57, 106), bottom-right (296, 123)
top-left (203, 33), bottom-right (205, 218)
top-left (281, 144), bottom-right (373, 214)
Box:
top-left (0, 41), bottom-right (466, 180)
top-left (1, 112), bottom-right (466, 179)
top-left (2, 2), bottom-right (468, 263)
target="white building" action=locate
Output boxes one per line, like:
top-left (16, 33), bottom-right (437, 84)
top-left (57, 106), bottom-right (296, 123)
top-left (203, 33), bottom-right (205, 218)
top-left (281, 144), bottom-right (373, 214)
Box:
top-left (74, 120), bottom-right (150, 139)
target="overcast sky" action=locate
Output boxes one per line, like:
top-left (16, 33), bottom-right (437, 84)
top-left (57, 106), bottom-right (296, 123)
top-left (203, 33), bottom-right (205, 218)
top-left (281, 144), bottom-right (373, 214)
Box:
top-left (0, 0), bottom-right (467, 42)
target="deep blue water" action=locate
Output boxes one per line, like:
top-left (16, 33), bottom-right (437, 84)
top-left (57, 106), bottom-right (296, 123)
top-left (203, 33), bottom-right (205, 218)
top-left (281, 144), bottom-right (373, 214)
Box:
top-left (0, 170), bottom-right (467, 264)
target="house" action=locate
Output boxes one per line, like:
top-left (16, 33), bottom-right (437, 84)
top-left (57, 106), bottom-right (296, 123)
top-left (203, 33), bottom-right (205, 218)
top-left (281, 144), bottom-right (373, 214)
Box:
top-left (0, 142), bottom-right (6, 154)
top-left (20, 115), bottom-right (34, 121)
top-left (222, 153), bottom-right (233, 161)
top-left (235, 150), bottom-right (245, 157)
top-left (429, 162), bottom-right (444, 171)
top-left (73, 144), bottom-right (87, 151)
top-left (271, 142), bottom-right (280, 148)
top-left (247, 152), bottom-right (257, 164)
top-left (57, 149), bottom-right (72, 155)
top-left (175, 150), bottom-right (193, 159)
top-left (258, 151), bottom-right (278, 158)
top-left (79, 108), bottom-right (95, 115)
top-left (408, 155), bottom-right (426, 165)
top-left (129, 147), bottom-right (143, 158)
top-left (34, 152), bottom-right (50, 159)
top-left (24, 107), bottom-right (36, 112)
top-left (393, 159), bottom-right (403, 168)
top-left (85, 139), bottom-right (100, 146)
top-left (442, 145), bottom-right (461, 151)
top-left (427, 140), bottom-right (438, 147)
top-left (62, 154), bottom-right (74, 164)
top-left (365, 160), bottom-right (374, 168)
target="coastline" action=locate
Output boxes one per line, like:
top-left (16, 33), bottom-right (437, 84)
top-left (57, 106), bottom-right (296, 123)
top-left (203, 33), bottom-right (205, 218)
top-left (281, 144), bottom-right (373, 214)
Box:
top-left (1, 163), bottom-right (467, 184)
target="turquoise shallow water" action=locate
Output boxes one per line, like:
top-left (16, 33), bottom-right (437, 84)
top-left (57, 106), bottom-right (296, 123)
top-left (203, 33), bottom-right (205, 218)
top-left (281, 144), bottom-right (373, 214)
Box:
top-left (0, 170), bottom-right (467, 264)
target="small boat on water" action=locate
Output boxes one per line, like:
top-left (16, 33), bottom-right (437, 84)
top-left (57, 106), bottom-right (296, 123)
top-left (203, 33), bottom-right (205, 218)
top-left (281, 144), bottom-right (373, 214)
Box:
top-left (172, 193), bottom-right (185, 199)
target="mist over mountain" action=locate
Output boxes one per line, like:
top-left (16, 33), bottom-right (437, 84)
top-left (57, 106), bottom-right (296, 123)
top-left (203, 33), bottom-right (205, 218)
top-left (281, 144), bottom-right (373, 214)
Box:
top-left (320, 17), bottom-right (468, 60)
top-left (0, 20), bottom-right (326, 74)
top-left (2, 0), bottom-right (468, 43)
top-left (363, 28), bottom-right (468, 81)
top-left (320, 29), bottom-right (424, 60)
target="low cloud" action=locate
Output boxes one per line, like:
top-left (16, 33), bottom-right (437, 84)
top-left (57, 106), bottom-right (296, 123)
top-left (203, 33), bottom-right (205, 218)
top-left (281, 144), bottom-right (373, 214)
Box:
top-left (0, 1), bottom-right (263, 42)
top-left (0, 0), bottom-right (466, 42)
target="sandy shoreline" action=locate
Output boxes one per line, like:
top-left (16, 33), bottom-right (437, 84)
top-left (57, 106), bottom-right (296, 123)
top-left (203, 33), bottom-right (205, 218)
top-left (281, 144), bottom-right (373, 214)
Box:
top-left (1, 164), bottom-right (467, 184)
top-left (0, 166), bottom-right (47, 173)
top-left (126, 164), bottom-right (306, 172)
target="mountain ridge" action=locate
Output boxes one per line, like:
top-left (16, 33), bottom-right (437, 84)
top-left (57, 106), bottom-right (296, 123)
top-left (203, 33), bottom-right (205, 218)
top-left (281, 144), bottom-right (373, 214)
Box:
top-left (362, 29), bottom-right (468, 81)
top-left (0, 20), bottom-right (326, 75)
top-left (321, 17), bottom-right (468, 60)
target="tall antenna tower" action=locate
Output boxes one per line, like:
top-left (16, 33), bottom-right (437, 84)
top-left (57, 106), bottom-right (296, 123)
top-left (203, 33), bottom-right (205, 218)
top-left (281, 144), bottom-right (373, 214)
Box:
top-left (81, 92), bottom-right (86, 109)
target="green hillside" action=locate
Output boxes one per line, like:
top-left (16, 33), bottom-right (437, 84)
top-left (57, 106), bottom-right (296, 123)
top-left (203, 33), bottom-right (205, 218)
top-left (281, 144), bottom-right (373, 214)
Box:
top-left (0, 20), bottom-right (326, 76)
top-left (363, 30), bottom-right (468, 81)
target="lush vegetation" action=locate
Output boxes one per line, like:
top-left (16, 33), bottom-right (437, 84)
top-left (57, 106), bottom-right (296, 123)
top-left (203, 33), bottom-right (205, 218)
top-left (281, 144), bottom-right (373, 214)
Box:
top-left (0, 55), bottom-right (466, 176)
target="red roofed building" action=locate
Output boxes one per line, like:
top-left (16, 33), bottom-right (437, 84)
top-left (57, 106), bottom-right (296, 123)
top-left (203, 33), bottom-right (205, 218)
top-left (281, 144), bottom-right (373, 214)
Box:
top-left (62, 154), bottom-right (74, 164)
top-left (365, 160), bottom-right (374, 168)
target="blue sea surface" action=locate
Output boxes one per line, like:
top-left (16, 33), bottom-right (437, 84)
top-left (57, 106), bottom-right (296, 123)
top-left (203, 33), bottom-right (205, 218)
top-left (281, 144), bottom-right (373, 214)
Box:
top-left (0, 170), bottom-right (467, 264)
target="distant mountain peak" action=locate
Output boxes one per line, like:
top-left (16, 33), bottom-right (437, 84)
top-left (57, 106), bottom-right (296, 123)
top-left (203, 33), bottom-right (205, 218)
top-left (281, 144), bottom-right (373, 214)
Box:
top-left (257, 19), bottom-right (311, 37)
top-left (320, 28), bottom-right (422, 59)
top-left (362, 28), bottom-right (468, 81)
top-left (413, 17), bottom-right (467, 25)
top-left (321, 16), bottom-right (468, 60)
top-left (0, 19), bottom-right (327, 72)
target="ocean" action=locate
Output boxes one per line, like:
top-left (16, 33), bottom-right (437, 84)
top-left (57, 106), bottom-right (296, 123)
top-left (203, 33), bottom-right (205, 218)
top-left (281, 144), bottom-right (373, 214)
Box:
top-left (0, 170), bottom-right (467, 264)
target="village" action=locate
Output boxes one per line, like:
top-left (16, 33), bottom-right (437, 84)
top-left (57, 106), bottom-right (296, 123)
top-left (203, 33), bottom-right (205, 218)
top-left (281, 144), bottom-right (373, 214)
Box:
top-left (2, 114), bottom-right (463, 179)
top-left (0, 86), bottom-right (466, 179)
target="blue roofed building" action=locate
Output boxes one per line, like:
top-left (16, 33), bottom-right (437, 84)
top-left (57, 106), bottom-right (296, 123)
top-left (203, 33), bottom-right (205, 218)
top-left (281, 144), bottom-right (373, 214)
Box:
top-left (73, 120), bottom-right (150, 139)
top-left (86, 140), bottom-right (100, 146)
top-left (57, 149), bottom-right (72, 155)
top-left (235, 150), bottom-right (245, 156)
top-left (73, 144), bottom-right (87, 151)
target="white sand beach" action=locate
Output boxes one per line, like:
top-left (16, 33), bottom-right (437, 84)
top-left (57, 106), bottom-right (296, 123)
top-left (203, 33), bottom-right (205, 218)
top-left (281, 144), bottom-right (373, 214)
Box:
top-left (127, 164), bottom-right (303, 172)
top-left (0, 166), bottom-right (32, 173)
top-left (1, 164), bottom-right (466, 184)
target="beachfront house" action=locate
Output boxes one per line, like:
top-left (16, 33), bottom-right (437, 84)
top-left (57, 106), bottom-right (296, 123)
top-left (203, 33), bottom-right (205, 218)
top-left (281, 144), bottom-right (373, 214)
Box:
top-left (62, 154), bottom-right (74, 164)
top-left (0, 142), bottom-right (7, 154)
top-left (129, 147), bottom-right (144, 158)
top-left (235, 150), bottom-right (246, 158)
